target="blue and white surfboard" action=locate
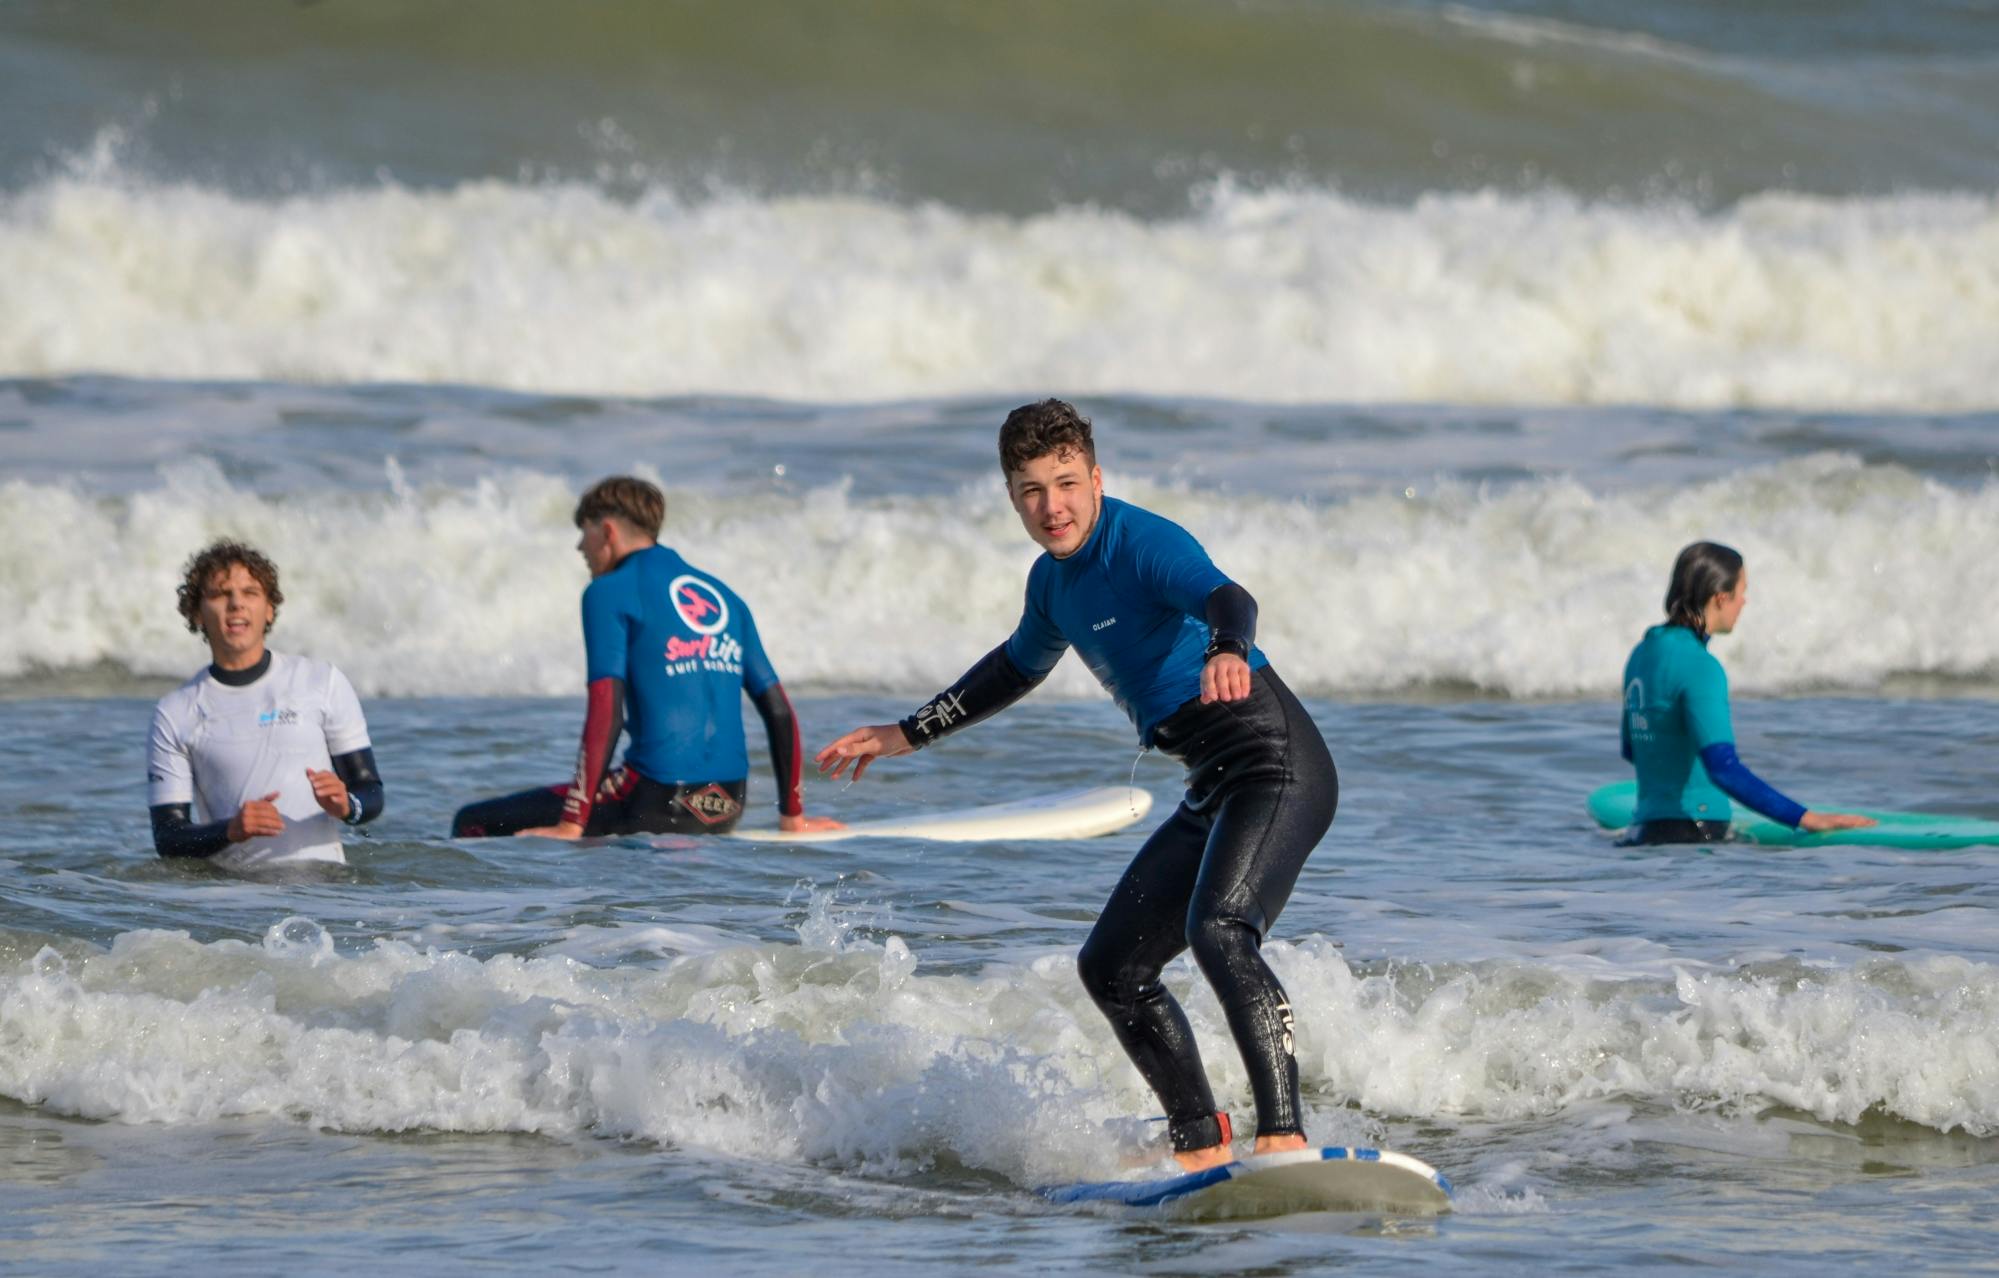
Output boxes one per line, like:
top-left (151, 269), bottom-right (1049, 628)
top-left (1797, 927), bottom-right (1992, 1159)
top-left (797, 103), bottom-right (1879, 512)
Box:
top-left (1043, 1146), bottom-right (1453, 1216)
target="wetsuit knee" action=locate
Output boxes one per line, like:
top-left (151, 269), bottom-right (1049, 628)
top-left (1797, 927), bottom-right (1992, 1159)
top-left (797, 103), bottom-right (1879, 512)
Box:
top-left (1077, 936), bottom-right (1143, 1009)
top-left (1185, 909), bottom-right (1262, 984)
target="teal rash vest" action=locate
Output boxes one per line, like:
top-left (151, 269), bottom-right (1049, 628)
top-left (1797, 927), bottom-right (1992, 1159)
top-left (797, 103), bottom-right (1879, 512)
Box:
top-left (1620, 623), bottom-right (1806, 827)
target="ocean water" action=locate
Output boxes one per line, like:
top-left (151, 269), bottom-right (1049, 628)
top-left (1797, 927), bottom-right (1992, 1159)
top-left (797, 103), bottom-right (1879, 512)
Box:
top-left (3, 1), bottom-right (1999, 1273)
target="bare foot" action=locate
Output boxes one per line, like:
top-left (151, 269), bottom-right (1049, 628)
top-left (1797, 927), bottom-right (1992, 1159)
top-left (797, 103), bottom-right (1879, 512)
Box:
top-left (1252, 1132), bottom-right (1309, 1156)
top-left (1172, 1143), bottom-right (1234, 1172)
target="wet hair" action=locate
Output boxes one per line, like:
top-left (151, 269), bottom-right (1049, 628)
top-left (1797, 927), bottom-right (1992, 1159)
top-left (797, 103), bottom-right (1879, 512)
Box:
top-left (176, 540), bottom-right (283, 635)
top-left (998, 399), bottom-right (1097, 477)
top-left (574, 476), bottom-right (664, 539)
top-left (1663, 541), bottom-right (1744, 638)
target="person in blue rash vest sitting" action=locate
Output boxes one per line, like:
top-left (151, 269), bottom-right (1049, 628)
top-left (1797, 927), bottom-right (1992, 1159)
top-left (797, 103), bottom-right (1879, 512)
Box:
top-left (450, 476), bottom-right (841, 840)
top-left (1619, 541), bottom-right (1875, 846)
top-left (817, 400), bottom-right (1338, 1173)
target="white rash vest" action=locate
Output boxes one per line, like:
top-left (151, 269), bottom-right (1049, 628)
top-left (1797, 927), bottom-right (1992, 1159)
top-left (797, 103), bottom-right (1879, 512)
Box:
top-left (147, 652), bottom-right (372, 867)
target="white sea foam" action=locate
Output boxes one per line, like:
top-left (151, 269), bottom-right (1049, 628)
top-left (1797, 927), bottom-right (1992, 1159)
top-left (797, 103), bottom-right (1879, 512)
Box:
top-left (2, 919), bottom-right (1993, 1190)
top-left (3, 455), bottom-right (1995, 698)
top-left (2, 171), bottom-right (1996, 409)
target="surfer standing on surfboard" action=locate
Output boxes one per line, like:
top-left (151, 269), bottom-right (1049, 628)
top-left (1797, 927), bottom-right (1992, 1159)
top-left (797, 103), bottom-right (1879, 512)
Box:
top-left (452, 476), bottom-right (841, 840)
top-left (817, 399), bottom-right (1336, 1173)
top-left (146, 540), bottom-right (385, 868)
top-left (1619, 541), bottom-right (1874, 845)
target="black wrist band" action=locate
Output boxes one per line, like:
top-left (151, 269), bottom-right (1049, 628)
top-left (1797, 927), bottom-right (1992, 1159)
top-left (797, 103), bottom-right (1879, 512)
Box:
top-left (1203, 635), bottom-right (1249, 662)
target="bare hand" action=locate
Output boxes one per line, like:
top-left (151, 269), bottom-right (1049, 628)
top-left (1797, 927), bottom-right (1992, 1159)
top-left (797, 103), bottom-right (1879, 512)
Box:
top-left (228, 791), bottom-right (284, 842)
top-left (815, 724), bottom-right (914, 783)
top-left (307, 767), bottom-right (350, 820)
top-left (1800, 810), bottom-right (1878, 833)
top-left (780, 812), bottom-right (846, 833)
top-left (516, 822), bottom-right (585, 840)
top-left (1200, 653), bottom-right (1252, 704)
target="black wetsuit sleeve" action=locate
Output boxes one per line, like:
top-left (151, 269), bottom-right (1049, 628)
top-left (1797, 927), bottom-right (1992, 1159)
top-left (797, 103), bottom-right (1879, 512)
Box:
top-left (150, 804), bottom-right (233, 859)
top-left (898, 644), bottom-right (1046, 748)
top-left (1202, 582), bottom-right (1259, 659)
top-left (750, 683), bottom-right (805, 817)
top-left (332, 747), bottom-right (385, 825)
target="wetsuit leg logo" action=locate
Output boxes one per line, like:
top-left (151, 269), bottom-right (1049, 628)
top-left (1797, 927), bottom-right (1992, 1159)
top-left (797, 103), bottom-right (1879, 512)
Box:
top-left (1278, 1000), bottom-right (1295, 1057)
top-left (678, 783), bottom-right (743, 825)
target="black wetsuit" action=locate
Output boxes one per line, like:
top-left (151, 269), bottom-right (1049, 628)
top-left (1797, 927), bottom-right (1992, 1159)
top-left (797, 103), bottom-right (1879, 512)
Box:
top-left (449, 772), bottom-right (747, 838)
top-left (901, 496), bottom-right (1337, 1149)
top-left (1616, 818), bottom-right (1731, 846)
top-left (1075, 668), bottom-right (1336, 1146)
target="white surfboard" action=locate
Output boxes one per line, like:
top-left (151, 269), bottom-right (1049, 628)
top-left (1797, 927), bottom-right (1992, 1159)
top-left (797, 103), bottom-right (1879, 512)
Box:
top-left (726, 785), bottom-right (1153, 843)
top-left (1042, 1147), bottom-right (1453, 1218)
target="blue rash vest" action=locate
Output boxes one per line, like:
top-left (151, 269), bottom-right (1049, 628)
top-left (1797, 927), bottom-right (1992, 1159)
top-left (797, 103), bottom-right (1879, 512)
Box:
top-left (1620, 623), bottom-right (1805, 827)
top-left (1004, 496), bottom-right (1268, 746)
top-left (582, 544), bottom-right (780, 785)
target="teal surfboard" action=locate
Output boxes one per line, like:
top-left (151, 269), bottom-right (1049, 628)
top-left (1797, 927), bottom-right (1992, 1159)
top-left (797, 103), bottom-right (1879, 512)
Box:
top-left (1587, 780), bottom-right (1999, 850)
top-left (1041, 1146), bottom-right (1452, 1218)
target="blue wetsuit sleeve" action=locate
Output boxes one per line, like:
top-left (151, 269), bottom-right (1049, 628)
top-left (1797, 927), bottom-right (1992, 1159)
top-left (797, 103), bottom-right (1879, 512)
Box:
top-left (1129, 513), bottom-right (1231, 615)
top-left (1699, 742), bottom-right (1808, 828)
top-left (1002, 562), bottom-right (1070, 679)
top-left (582, 578), bottom-right (630, 684)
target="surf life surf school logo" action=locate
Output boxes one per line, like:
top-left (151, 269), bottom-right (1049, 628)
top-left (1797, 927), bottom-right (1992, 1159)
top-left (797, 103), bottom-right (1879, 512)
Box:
top-left (664, 574), bottom-right (744, 676)
top-left (258, 708), bottom-right (300, 727)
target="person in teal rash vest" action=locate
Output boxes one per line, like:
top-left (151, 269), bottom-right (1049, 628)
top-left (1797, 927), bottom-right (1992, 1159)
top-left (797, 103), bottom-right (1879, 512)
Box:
top-left (1619, 541), bottom-right (1876, 846)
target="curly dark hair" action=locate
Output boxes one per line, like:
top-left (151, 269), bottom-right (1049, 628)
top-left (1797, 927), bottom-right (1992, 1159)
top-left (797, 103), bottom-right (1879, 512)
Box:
top-left (998, 399), bottom-right (1097, 476)
top-left (176, 540), bottom-right (283, 635)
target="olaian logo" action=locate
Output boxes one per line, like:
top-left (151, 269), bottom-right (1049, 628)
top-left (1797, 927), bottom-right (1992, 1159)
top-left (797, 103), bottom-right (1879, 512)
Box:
top-left (670, 575), bottom-right (730, 636)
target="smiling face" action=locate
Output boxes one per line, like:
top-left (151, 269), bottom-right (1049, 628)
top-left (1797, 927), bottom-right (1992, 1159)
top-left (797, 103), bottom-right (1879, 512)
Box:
top-left (197, 562), bottom-right (276, 669)
top-left (1705, 565), bottom-right (1749, 635)
top-left (1006, 448), bottom-right (1103, 558)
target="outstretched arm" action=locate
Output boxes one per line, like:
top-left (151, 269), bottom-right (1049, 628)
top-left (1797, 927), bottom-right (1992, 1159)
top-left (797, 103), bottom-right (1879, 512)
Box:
top-left (1698, 743), bottom-right (1876, 832)
top-left (817, 645), bottom-right (1047, 782)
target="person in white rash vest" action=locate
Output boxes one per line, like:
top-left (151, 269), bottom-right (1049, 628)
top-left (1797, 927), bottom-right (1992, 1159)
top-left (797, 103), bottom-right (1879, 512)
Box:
top-left (146, 540), bottom-right (384, 868)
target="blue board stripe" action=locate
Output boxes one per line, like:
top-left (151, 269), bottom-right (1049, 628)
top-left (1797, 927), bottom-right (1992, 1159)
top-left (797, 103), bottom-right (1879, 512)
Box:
top-left (1038, 1146), bottom-right (1450, 1209)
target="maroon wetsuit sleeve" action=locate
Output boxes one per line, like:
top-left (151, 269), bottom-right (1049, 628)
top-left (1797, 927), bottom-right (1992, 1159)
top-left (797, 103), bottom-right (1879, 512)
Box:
top-left (750, 682), bottom-right (804, 817)
top-left (561, 676), bottom-right (625, 828)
